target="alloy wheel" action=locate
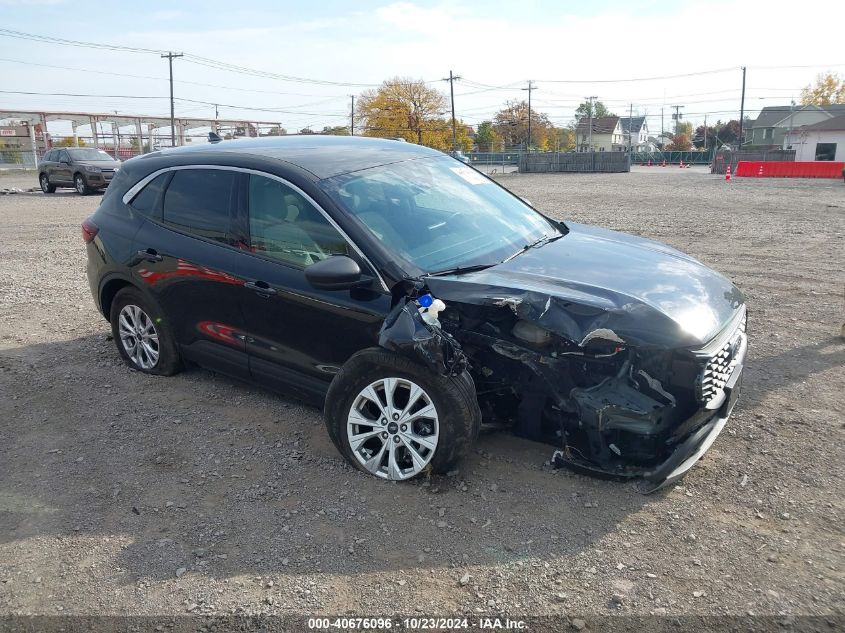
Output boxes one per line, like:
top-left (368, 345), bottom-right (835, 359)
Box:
top-left (346, 377), bottom-right (440, 480)
top-left (118, 304), bottom-right (160, 369)
top-left (75, 176), bottom-right (86, 194)
top-left (40, 174), bottom-right (49, 192)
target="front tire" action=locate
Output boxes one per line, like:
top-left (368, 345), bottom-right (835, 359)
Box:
top-left (39, 173), bottom-right (56, 193)
top-left (324, 348), bottom-right (481, 480)
top-left (109, 287), bottom-right (181, 376)
top-left (74, 173), bottom-right (92, 195)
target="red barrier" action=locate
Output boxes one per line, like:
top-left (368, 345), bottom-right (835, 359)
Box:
top-left (735, 160), bottom-right (845, 179)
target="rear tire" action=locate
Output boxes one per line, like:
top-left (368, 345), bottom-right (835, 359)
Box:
top-left (39, 173), bottom-right (56, 193)
top-left (324, 348), bottom-right (481, 480)
top-left (109, 287), bottom-right (181, 376)
top-left (74, 173), bottom-right (92, 195)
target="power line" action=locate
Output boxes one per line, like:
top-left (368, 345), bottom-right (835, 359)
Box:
top-left (0, 57), bottom-right (350, 98)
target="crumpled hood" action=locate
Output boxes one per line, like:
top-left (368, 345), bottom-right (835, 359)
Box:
top-left (426, 222), bottom-right (745, 348)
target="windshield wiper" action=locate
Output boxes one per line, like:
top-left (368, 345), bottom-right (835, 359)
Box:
top-left (502, 232), bottom-right (562, 263)
top-left (425, 263), bottom-right (498, 277)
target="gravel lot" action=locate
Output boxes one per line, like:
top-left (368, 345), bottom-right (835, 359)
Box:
top-left (0, 167), bottom-right (843, 622)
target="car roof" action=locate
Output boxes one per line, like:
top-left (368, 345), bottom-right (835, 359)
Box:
top-left (153, 135), bottom-right (442, 179)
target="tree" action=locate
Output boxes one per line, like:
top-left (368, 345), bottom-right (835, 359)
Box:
top-left (574, 100), bottom-right (614, 121)
top-left (357, 77), bottom-right (447, 145)
top-left (475, 120), bottom-right (500, 152)
top-left (299, 127), bottom-right (316, 135)
top-left (493, 100), bottom-right (553, 149)
top-left (801, 72), bottom-right (845, 105)
top-left (320, 125), bottom-right (350, 136)
top-left (693, 124), bottom-right (717, 149)
top-left (53, 136), bottom-right (86, 147)
top-left (676, 121), bottom-right (693, 137)
top-left (666, 133), bottom-right (692, 151)
top-left (715, 120), bottom-right (742, 146)
top-left (549, 127), bottom-right (575, 152)
top-left (264, 126), bottom-right (287, 136)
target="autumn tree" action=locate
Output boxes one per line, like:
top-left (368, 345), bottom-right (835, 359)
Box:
top-left (299, 127), bottom-right (316, 135)
top-left (666, 133), bottom-right (692, 151)
top-left (264, 126), bottom-right (287, 136)
top-left (357, 77), bottom-right (448, 145)
top-left (801, 72), bottom-right (845, 105)
top-left (549, 127), bottom-right (575, 152)
top-left (475, 120), bottom-right (500, 152)
top-left (676, 120), bottom-right (693, 137)
top-left (53, 136), bottom-right (86, 147)
top-left (493, 100), bottom-right (553, 149)
top-left (574, 100), bottom-right (614, 121)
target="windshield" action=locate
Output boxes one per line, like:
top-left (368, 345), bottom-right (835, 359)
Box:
top-left (67, 148), bottom-right (115, 161)
top-left (320, 156), bottom-right (558, 273)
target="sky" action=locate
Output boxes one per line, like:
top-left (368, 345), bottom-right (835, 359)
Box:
top-left (1, 0), bottom-right (844, 140)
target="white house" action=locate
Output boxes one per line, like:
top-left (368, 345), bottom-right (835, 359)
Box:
top-left (784, 115), bottom-right (845, 161)
top-left (575, 116), bottom-right (624, 152)
top-left (620, 116), bottom-right (650, 151)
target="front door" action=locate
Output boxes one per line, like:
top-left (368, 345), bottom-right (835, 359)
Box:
top-left (52, 149), bottom-right (73, 184)
top-left (235, 172), bottom-right (391, 400)
top-left (128, 167), bottom-right (251, 380)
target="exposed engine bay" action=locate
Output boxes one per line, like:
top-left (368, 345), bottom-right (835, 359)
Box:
top-left (380, 279), bottom-right (747, 494)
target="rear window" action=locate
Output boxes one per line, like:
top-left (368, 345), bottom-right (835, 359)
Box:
top-left (129, 173), bottom-right (169, 215)
top-left (162, 169), bottom-right (236, 245)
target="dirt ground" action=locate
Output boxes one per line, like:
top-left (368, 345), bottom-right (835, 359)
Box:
top-left (0, 168), bottom-right (843, 621)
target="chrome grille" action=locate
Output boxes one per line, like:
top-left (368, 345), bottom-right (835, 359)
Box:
top-left (697, 314), bottom-right (745, 405)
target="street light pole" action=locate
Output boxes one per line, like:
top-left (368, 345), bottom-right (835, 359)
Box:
top-left (161, 51), bottom-right (183, 147)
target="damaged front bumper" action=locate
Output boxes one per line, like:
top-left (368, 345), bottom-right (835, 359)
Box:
top-left (553, 322), bottom-right (747, 493)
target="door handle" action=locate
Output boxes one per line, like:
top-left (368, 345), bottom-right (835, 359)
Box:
top-left (244, 280), bottom-right (277, 297)
top-left (137, 248), bottom-right (163, 262)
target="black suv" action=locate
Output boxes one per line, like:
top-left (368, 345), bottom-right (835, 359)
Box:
top-left (39, 147), bottom-right (121, 195)
top-left (83, 136), bottom-right (747, 491)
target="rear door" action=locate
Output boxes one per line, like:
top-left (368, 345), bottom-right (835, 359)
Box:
top-left (235, 172), bottom-right (391, 400)
top-left (128, 167), bottom-right (251, 380)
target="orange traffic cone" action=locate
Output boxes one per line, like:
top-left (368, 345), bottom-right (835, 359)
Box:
top-left (661, 160), bottom-right (666, 167)
top-left (648, 159), bottom-right (652, 167)
top-left (725, 165), bottom-right (732, 181)
top-left (679, 160), bottom-right (685, 168)
top-left (757, 164), bottom-right (764, 177)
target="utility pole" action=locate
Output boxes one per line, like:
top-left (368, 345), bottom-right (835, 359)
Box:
top-left (704, 114), bottom-right (707, 151)
top-left (585, 95), bottom-right (597, 152)
top-left (660, 107), bottom-right (664, 141)
top-left (785, 99), bottom-right (795, 149)
top-left (523, 81), bottom-right (537, 151)
top-left (161, 51), bottom-right (183, 147)
top-left (627, 103), bottom-right (633, 171)
top-left (738, 66), bottom-right (747, 151)
top-left (441, 71), bottom-right (461, 150)
top-left (350, 95), bottom-right (355, 136)
top-left (672, 105), bottom-right (684, 134)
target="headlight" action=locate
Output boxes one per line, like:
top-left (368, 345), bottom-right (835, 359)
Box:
top-left (84, 165), bottom-right (102, 173)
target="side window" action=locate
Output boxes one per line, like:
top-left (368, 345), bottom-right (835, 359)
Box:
top-left (129, 172), bottom-right (169, 217)
top-left (58, 150), bottom-right (70, 163)
top-left (162, 169), bottom-right (236, 245)
top-left (247, 174), bottom-right (351, 268)
top-left (43, 150), bottom-right (55, 162)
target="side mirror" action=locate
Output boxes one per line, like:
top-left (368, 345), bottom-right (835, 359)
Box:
top-left (305, 255), bottom-right (369, 290)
